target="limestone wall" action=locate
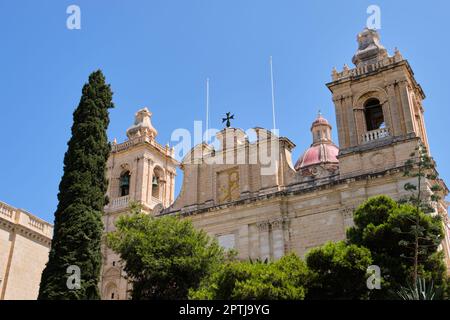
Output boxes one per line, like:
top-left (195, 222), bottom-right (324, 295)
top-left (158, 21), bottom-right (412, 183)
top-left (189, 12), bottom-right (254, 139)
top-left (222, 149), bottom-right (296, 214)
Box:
top-left (0, 201), bottom-right (52, 300)
top-left (186, 169), bottom-right (435, 261)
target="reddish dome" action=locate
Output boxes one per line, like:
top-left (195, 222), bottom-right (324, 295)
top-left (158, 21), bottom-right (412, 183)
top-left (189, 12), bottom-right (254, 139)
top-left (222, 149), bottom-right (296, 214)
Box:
top-left (295, 143), bottom-right (339, 170)
top-left (295, 113), bottom-right (339, 171)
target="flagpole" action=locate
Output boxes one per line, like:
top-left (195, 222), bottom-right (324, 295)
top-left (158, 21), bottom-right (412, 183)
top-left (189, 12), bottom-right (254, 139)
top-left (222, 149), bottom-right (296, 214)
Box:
top-left (206, 78), bottom-right (209, 142)
top-left (270, 56), bottom-right (276, 130)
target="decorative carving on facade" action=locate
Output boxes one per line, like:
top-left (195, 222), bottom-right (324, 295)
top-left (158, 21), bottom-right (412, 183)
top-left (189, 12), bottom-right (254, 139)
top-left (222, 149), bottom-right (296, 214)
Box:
top-left (120, 163), bottom-right (130, 171)
top-left (270, 218), bottom-right (284, 230)
top-left (342, 206), bottom-right (355, 220)
top-left (257, 218), bottom-right (286, 232)
top-left (257, 221), bottom-right (270, 232)
top-left (217, 168), bottom-right (240, 204)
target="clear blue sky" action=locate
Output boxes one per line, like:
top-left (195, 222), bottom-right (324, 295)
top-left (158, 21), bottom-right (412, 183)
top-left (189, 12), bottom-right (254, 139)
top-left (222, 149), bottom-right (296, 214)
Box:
top-left (1, 0), bottom-right (449, 223)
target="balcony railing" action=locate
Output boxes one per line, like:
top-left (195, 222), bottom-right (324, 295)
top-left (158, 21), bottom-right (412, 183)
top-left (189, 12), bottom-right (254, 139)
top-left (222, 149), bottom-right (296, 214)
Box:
top-left (0, 201), bottom-right (53, 238)
top-left (152, 196), bottom-right (162, 204)
top-left (108, 195), bottom-right (130, 210)
top-left (0, 202), bottom-right (14, 219)
top-left (362, 127), bottom-right (390, 143)
top-left (28, 216), bottom-right (45, 231)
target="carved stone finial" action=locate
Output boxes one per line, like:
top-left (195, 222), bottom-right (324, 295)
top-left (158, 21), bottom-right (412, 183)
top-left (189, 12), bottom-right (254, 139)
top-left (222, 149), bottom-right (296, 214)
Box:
top-left (352, 28), bottom-right (388, 67)
top-left (332, 67), bottom-right (338, 78)
top-left (126, 107), bottom-right (158, 140)
top-left (394, 47), bottom-right (403, 60)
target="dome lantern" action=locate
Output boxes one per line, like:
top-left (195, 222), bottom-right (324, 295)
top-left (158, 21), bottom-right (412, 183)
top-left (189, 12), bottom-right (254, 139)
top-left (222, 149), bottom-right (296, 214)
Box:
top-left (295, 113), bottom-right (339, 172)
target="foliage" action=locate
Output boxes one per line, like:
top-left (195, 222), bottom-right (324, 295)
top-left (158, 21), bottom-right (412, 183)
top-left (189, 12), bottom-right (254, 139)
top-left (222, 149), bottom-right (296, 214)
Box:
top-left (402, 143), bottom-right (443, 212)
top-left (38, 70), bottom-right (113, 300)
top-left (401, 143), bottom-right (445, 289)
top-left (443, 277), bottom-right (450, 300)
top-left (305, 241), bottom-right (373, 300)
top-left (189, 253), bottom-right (309, 300)
top-left (347, 196), bottom-right (446, 298)
top-left (397, 277), bottom-right (437, 300)
top-left (107, 206), bottom-right (224, 300)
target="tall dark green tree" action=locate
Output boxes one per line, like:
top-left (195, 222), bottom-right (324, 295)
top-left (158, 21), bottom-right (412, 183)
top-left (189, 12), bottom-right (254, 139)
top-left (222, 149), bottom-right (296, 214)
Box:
top-left (39, 70), bottom-right (114, 299)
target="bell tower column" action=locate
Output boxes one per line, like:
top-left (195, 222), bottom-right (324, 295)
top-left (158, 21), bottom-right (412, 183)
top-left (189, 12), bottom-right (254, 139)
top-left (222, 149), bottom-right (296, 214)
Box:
top-left (327, 28), bottom-right (429, 178)
top-left (100, 107), bottom-right (179, 300)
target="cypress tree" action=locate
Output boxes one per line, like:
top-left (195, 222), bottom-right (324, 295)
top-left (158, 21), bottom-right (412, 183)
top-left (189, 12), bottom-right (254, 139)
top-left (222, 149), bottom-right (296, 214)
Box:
top-left (38, 70), bottom-right (114, 299)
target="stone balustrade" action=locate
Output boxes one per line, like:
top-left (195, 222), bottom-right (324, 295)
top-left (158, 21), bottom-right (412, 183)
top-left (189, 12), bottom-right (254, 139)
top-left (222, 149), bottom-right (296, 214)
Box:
top-left (0, 202), bottom-right (15, 219)
top-left (104, 195), bottom-right (164, 214)
top-left (108, 195), bottom-right (130, 210)
top-left (362, 127), bottom-right (390, 143)
top-left (0, 201), bottom-right (53, 238)
top-left (28, 216), bottom-right (45, 231)
top-left (111, 136), bottom-right (174, 156)
top-left (332, 54), bottom-right (404, 82)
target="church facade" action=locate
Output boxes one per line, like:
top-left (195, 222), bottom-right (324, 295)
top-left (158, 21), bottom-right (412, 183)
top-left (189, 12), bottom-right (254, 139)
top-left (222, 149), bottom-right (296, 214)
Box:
top-left (100, 29), bottom-right (450, 300)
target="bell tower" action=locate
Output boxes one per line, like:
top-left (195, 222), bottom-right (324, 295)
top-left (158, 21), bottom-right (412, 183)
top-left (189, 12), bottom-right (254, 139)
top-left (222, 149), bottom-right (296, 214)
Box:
top-left (106, 108), bottom-right (178, 211)
top-left (327, 28), bottom-right (430, 178)
top-left (100, 107), bottom-right (178, 300)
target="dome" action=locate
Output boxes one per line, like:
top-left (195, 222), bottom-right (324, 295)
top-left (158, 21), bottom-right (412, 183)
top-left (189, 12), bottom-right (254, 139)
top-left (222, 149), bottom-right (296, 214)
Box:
top-left (311, 115), bottom-right (330, 128)
top-left (295, 113), bottom-right (339, 171)
top-left (294, 143), bottom-right (339, 170)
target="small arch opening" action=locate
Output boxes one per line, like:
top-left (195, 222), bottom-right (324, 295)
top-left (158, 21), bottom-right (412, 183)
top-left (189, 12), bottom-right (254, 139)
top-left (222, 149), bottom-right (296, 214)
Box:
top-left (364, 98), bottom-right (385, 131)
top-left (105, 282), bottom-right (118, 300)
top-left (119, 171), bottom-right (130, 197)
top-left (151, 167), bottom-right (164, 200)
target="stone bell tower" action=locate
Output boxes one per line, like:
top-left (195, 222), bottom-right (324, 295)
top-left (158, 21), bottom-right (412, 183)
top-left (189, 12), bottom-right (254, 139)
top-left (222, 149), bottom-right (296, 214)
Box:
top-left (327, 28), bottom-right (430, 178)
top-left (99, 107), bottom-right (178, 300)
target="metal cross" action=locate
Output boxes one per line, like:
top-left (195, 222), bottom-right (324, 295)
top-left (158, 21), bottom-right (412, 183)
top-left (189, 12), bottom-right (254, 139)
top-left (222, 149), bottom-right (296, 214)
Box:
top-left (222, 112), bottom-right (235, 128)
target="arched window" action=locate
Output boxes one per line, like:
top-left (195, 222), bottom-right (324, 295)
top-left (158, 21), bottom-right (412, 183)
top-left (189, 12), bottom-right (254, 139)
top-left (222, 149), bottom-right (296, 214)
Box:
top-left (364, 98), bottom-right (384, 131)
top-left (152, 176), bottom-right (160, 199)
top-left (105, 282), bottom-right (118, 300)
top-left (119, 171), bottom-right (130, 197)
top-left (152, 167), bottom-right (164, 200)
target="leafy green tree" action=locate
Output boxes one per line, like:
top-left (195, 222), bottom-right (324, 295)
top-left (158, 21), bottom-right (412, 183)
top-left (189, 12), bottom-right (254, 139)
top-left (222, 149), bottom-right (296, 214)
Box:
top-left (38, 70), bottom-right (113, 300)
top-left (305, 241), bottom-right (372, 300)
top-left (190, 253), bottom-right (309, 300)
top-left (107, 206), bottom-right (224, 300)
top-left (347, 195), bottom-right (445, 298)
